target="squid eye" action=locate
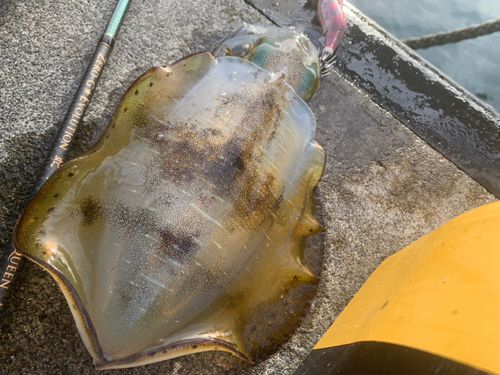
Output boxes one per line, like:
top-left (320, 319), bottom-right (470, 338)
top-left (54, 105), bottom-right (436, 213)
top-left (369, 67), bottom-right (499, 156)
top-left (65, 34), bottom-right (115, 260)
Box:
top-left (246, 37), bottom-right (275, 66)
top-left (230, 43), bottom-right (250, 57)
top-left (246, 37), bottom-right (320, 102)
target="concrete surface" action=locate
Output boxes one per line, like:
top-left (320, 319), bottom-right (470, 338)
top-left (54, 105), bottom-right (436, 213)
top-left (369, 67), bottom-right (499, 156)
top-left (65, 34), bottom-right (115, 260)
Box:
top-left (0, 0), bottom-right (496, 374)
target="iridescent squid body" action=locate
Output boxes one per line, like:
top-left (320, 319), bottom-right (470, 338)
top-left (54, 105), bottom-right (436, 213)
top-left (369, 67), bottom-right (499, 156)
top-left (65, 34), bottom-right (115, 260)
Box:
top-left (13, 0), bottom-right (346, 369)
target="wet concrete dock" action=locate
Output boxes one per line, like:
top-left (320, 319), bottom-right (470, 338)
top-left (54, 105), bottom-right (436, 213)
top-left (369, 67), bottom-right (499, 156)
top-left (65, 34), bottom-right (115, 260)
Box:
top-left (0, 0), bottom-right (497, 374)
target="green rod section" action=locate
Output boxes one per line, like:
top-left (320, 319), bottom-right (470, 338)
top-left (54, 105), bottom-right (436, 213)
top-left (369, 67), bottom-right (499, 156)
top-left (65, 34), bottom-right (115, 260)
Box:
top-left (105, 0), bottom-right (131, 37)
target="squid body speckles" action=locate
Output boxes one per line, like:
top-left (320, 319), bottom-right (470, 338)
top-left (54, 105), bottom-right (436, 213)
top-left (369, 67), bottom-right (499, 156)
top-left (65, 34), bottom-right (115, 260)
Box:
top-left (14, 51), bottom-right (326, 369)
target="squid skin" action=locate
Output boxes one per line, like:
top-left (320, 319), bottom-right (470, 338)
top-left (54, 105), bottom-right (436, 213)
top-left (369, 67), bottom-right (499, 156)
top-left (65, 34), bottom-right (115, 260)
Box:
top-left (14, 52), bottom-right (326, 369)
top-left (13, 0), bottom-right (347, 369)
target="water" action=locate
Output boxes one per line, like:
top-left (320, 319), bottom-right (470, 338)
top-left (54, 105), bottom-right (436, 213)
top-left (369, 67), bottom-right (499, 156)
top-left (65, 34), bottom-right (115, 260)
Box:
top-left (348, 0), bottom-right (500, 113)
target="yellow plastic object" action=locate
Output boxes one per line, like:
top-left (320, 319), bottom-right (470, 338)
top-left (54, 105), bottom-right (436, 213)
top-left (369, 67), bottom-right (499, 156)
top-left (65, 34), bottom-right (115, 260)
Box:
top-left (315, 200), bottom-right (500, 374)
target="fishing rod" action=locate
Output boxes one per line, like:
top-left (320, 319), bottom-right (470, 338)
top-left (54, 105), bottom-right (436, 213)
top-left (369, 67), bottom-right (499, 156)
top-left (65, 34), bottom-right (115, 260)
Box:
top-left (0, 0), bottom-right (132, 313)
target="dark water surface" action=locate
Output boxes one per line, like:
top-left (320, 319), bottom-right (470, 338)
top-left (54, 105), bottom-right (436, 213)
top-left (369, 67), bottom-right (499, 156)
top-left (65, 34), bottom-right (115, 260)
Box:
top-left (348, 0), bottom-right (500, 113)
